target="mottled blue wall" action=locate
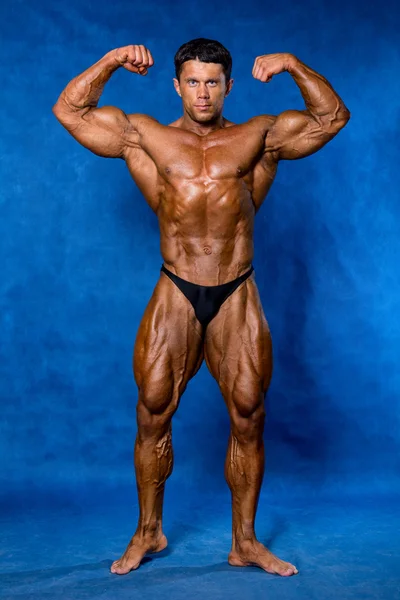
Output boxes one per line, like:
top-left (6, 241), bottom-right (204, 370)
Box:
top-left (1, 0), bottom-right (399, 505)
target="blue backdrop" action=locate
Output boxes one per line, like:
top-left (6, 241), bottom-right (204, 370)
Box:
top-left (1, 0), bottom-right (400, 598)
top-left (2, 0), bottom-right (399, 500)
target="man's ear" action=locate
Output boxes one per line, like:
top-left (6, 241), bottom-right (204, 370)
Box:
top-left (225, 78), bottom-right (234, 97)
top-left (173, 78), bottom-right (182, 97)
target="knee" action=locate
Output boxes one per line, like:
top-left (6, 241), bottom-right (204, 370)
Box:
top-left (136, 378), bottom-right (178, 439)
top-left (140, 375), bottom-right (177, 414)
top-left (230, 392), bottom-right (266, 443)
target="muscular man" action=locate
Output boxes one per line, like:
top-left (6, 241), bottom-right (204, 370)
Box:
top-left (53, 38), bottom-right (350, 577)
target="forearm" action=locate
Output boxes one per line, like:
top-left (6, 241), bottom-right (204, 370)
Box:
top-left (286, 55), bottom-right (350, 125)
top-left (54, 50), bottom-right (120, 113)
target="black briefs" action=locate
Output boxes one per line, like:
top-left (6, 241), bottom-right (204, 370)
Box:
top-left (161, 263), bottom-right (254, 328)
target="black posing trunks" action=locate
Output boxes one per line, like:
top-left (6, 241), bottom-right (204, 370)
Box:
top-left (161, 263), bottom-right (254, 328)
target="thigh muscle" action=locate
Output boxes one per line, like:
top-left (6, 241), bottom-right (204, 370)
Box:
top-left (134, 271), bottom-right (204, 416)
top-left (204, 274), bottom-right (273, 415)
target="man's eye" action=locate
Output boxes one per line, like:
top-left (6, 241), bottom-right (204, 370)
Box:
top-left (188, 80), bottom-right (197, 86)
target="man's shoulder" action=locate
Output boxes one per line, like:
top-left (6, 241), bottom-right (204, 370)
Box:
top-left (126, 113), bottom-right (161, 132)
top-left (222, 115), bottom-right (277, 135)
top-left (167, 117), bottom-right (183, 128)
top-left (248, 114), bottom-right (277, 128)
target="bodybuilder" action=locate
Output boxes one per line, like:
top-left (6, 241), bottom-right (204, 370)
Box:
top-left (53, 38), bottom-right (350, 577)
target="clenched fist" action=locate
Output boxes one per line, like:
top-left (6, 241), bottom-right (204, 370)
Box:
top-left (113, 44), bottom-right (154, 75)
top-left (252, 53), bottom-right (296, 83)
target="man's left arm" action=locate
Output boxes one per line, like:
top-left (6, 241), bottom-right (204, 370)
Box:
top-left (254, 53), bottom-right (351, 160)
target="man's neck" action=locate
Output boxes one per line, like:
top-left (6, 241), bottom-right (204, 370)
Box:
top-left (178, 113), bottom-right (226, 136)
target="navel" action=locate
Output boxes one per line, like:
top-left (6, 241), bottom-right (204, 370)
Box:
top-left (203, 246), bottom-right (212, 255)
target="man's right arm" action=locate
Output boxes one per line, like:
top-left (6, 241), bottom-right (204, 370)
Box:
top-left (52, 45), bottom-right (153, 158)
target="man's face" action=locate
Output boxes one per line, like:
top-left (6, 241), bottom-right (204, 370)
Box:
top-left (173, 59), bottom-right (233, 123)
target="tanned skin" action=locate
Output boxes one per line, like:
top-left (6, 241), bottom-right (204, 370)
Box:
top-left (53, 44), bottom-right (350, 576)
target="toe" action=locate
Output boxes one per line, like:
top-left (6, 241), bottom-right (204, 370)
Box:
top-left (110, 560), bottom-right (120, 574)
top-left (282, 564), bottom-right (298, 576)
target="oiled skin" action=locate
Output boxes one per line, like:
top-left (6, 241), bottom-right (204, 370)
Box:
top-left (128, 114), bottom-right (275, 274)
top-left (53, 47), bottom-right (350, 576)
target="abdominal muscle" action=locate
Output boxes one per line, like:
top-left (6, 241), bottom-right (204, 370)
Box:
top-left (157, 178), bottom-right (256, 286)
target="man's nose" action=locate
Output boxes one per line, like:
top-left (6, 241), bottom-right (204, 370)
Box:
top-left (197, 84), bottom-right (210, 98)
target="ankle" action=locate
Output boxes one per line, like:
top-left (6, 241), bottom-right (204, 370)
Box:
top-left (232, 534), bottom-right (258, 552)
top-left (136, 521), bottom-right (162, 541)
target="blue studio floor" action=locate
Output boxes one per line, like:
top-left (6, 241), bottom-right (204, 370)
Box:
top-left (1, 487), bottom-right (400, 600)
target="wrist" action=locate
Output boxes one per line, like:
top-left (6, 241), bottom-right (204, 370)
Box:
top-left (104, 49), bottom-right (122, 69)
top-left (285, 53), bottom-right (299, 73)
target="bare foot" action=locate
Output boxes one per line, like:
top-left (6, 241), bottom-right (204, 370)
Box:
top-left (228, 540), bottom-right (298, 576)
top-left (111, 533), bottom-right (168, 575)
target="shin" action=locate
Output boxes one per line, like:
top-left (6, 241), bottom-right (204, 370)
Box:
top-left (225, 400), bottom-right (266, 548)
top-left (134, 395), bottom-right (176, 540)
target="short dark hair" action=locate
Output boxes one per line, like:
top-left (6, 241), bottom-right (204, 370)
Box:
top-left (174, 38), bottom-right (232, 82)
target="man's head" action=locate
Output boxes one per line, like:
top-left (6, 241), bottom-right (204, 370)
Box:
top-left (173, 38), bottom-right (233, 124)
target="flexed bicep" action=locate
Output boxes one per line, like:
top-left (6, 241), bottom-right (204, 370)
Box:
top-left (264, 109), bottom-right (337, 161)
top-left (53, 102), bottom-right (140, 158)
top-left (52, 45), bottom-right (154, 159)
top-left (252, 53), bottom-right (350, 161)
